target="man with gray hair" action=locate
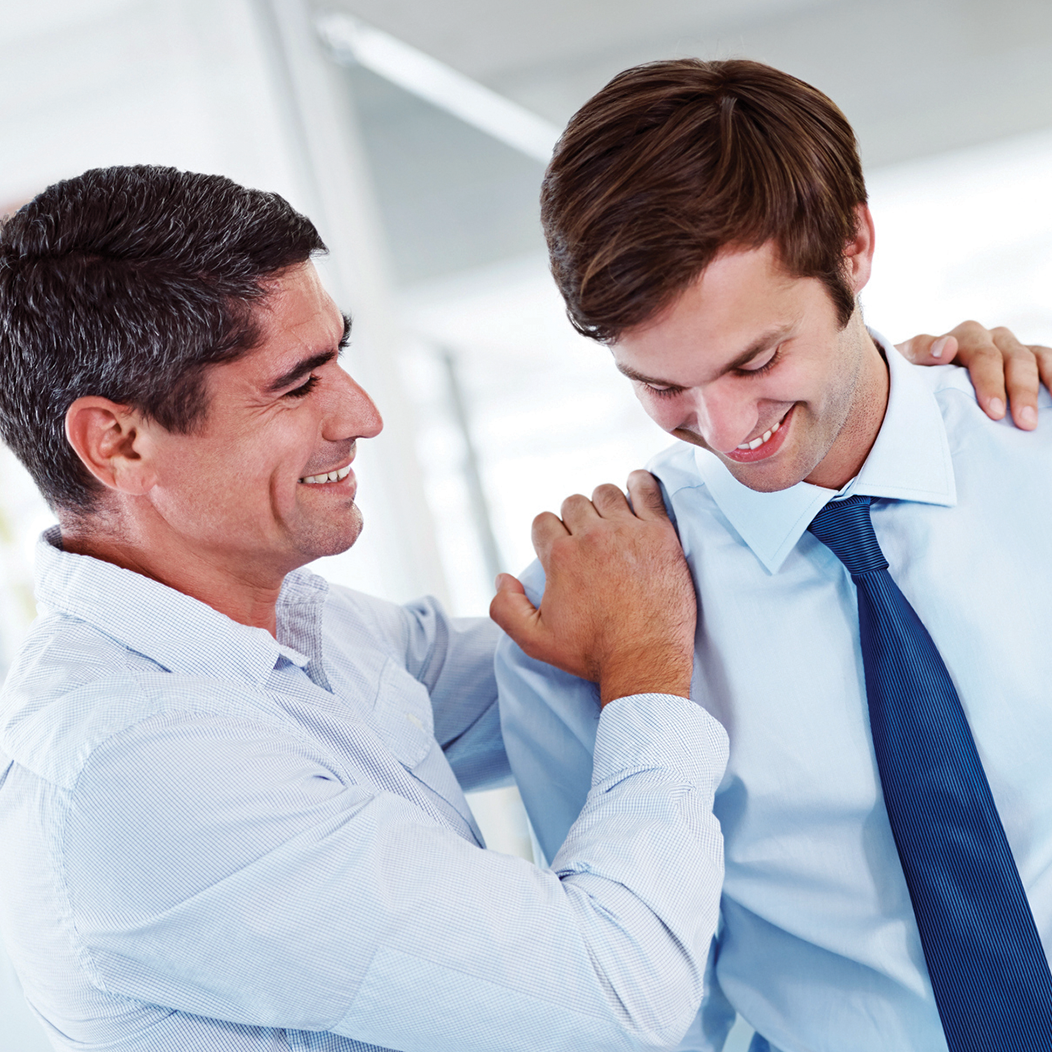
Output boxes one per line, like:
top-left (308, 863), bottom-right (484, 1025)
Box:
top-left (0, 164), bottom-right (727, 1052)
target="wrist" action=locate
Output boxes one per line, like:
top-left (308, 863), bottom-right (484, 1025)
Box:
top-left (598, 645), bottom-right (694, 706)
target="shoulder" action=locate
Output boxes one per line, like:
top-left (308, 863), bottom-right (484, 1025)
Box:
top-left (0, 614), bottom-right (294, 791)
top-left (921, 362), bottom-right (1052, 451)
top-left (321, 583), bottom-right (439, 666)
top-left (322, 583), bottom-right (498, 684)
top-left (323, 582), bottom-right (408, 650)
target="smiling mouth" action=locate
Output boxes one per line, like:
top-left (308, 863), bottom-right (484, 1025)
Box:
top-left (736, 419), bottom-right (783, 452)
top-left (724, 405), bottom-right (795, 463)
top-left (299, 463), bottom-right (353, 485)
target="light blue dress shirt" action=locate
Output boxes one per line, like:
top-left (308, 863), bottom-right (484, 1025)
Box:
top-left (497, 336), bottom-right (1052, 1052)
top-left (0, 529), bottom-right (728, 1052)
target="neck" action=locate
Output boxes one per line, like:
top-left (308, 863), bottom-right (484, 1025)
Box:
top-left (804, 321), bottom-right (890, 490)
top-left (60, 508), bottom-right (286, 636)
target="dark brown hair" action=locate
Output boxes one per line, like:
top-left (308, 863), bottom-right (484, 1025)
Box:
top-left (541, 58), bottom-right (867, 342)
top-left (0, 166), bottom-right (325, 512)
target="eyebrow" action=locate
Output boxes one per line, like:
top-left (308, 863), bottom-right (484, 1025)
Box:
top-left (264, 313), bottom-right (352, 394)
top-left (616, 324), bottom-right (795, 387)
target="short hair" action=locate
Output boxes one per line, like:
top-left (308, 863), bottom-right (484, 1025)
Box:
top-left (540, 58), bottom-right (868, 343)
top-left (0, 165), bottom-right (326, 513)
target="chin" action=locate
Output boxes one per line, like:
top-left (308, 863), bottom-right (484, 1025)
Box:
top-left (723, 450), bottom-right (818, 493)
top-left (728, 468), bottom-right (801, 493)
top-left (296, 508), bottom-right (365, 562)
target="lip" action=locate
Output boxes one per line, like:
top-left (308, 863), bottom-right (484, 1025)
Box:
top-left (724, 405), bottom-right (795, 464)
top-left (298, 459), bottom-right (355, 486)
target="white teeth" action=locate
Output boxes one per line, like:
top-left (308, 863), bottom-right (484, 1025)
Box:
top-left (736, 420), bottom-right (781, 452)
top-left (300, 463), bottom-right (352, 485)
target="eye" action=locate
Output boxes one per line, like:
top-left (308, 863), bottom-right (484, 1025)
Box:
top-left (641, 382), bottom-right (683, 399)
top-left (736, 349), bottom-right (782, 378)
top-left (285, 374), bottom-right (320, 399)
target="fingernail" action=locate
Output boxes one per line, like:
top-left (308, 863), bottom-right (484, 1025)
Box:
top-left (989, 397), bottom-right (1005, 418)
top-left (1021, 405), bottom-right (1038, 428)
top-left (931, 336), bottom-right (949, 359)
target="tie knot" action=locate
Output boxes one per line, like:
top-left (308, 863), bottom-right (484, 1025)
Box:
top-left (807, 495), bottom-right (889, 576)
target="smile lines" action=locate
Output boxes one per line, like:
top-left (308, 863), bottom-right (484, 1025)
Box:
top-left (737, 419), bottom-right (782, 452)
top-left (300, 463), bottom-right (352, 485)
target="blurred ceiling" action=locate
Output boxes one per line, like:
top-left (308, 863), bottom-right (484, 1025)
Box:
top-left (315, 0), bottom-right (1052, 285)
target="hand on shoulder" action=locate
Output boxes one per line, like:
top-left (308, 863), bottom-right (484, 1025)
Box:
top-left (490, 470), bottom-right (696, 706)
top-left (897, 321), bottom-right (1052, 431)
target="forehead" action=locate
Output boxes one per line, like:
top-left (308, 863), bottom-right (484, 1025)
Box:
top-left (612, 243), bottom-right (811, 380)
top-left (254, 263), bottom-right (343, 359)
top-left (216, 262), bottom-right (344, 387)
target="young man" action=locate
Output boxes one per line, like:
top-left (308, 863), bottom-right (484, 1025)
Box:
top-left (497, 60), bottom-right (1052, 1052)
top-left (0, 166), bottom-right (726, 1052)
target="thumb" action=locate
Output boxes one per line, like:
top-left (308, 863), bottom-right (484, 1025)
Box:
top-left (489, 573), bottom-right (543, 649)
top-left (896, 333), bottom-right (957, 364)
top-left (626, 469), bottom-right (670, 522)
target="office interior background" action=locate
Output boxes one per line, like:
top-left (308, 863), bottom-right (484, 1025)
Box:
top-left (1, 0), bottom-right (1051, 1048)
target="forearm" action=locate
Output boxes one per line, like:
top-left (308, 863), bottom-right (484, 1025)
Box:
top-left (71, 703), bottom-right (725, 1052)
top-left (336, 691), bottom-right (727, 1051)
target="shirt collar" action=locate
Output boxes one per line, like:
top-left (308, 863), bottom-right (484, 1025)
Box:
top-left (692, 330), bottom-right (957, 574)
top-left (34, 527), bottom-right (328, 686)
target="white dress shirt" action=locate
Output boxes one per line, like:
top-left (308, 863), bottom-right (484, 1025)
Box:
top-left (0, 531), bottom-right (728, 1052)
top-left (497, 335), bottom-right (1052, 1052)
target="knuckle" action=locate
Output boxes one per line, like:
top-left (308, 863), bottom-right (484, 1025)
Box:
top-left (1004, 345), bottom-right (1034, 360)
top-left (591, 482), bottom-right (622, 503)
top-left (971, 345), bottom-right (1000, 362)
top-left (1007, 355), bottom-right (1039, 376)
top-left (531, 510), bottom-right (555, 536)
top-left (488, 597), bottom-right (513, 632)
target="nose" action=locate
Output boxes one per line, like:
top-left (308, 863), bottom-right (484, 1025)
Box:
top-left (325, 365), bottom-right (383, 442)
top-left (684, 383), bottom-right (759, 453)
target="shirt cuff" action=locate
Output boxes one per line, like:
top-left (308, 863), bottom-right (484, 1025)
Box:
top-left (592, 693), bottom-right (729, 794)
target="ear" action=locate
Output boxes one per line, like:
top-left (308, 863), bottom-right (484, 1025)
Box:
top-left (64, 397), bottom-right (158, 496)
top-left (844, 202), bottom-right (876, 294)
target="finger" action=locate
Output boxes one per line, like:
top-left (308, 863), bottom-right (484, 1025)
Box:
top-left (895, 333), bottom-right (957, 364)
top-left (625, 469), bottom-right (671, 522)
top-left (1033, 344), bottom-right (1052, 395)
top-left (590, 482), bottom-right (632, 518)
top-left (991, 327), bottom-right (1041, 430)
top-left (489, 573), bottom-right (542, 647)
top-left (559, 492), bottom-right (599, 532)
top-left (530, 510), bottom-right (569, 561)
top-left (957, 346), bottom-right (1007, 420)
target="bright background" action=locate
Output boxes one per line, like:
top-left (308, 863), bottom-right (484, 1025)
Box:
top-left (2, 1), bottom-right (1051, 1048)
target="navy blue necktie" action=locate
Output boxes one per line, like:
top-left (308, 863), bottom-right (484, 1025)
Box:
top-left (808, 495), bottom-right (1052, 1051)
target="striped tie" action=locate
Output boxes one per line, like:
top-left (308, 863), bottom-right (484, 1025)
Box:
top-left (808, 494), bottom-right (1052, 1051)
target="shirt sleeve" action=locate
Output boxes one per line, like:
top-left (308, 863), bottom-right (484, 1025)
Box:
top-left (496, 561), bottom-right (740, 1052)
top-left (494, 558), bottom-right (604, 862)
top-left (62, 688), bottom-right (727, 1052)
top-left (401, 596), bottom-right (511, 792)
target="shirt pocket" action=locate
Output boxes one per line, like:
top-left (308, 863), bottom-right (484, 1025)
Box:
top-left (368, 657), bottom-right (435, 770)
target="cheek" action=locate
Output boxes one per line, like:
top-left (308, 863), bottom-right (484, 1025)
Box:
top-left (245, 419), bottom-right (312, 478)
top-left (635, 390), bottom-right (682, 430)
